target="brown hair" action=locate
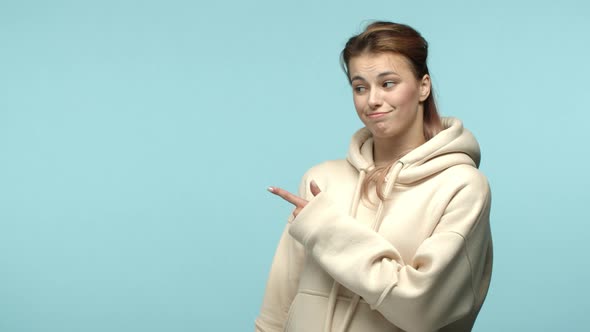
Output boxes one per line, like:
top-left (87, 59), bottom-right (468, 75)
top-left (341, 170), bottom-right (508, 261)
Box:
top-left (341, 21), bottom-right (443, 201)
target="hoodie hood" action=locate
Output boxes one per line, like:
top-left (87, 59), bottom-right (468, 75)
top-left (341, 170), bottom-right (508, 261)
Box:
top-left (346, 117), bottom-right (481, 184)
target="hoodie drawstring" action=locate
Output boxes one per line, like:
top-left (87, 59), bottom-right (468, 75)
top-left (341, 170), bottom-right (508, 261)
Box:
top-left (371, 161), bottom-right (404, 231)
top-left (323, 169), bottom-right (366, 332)
top-left (324, 161), bottom-right (404, 332)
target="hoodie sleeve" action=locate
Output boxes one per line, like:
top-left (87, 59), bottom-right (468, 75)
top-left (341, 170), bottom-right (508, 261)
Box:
top-left (254, 180), bottom-right (309, 332)
top-left (288, 173), bottom-right (492, 332)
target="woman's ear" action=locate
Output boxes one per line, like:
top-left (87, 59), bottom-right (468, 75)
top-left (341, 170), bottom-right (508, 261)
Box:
top-left (419, 74), bottom-right (431, 102)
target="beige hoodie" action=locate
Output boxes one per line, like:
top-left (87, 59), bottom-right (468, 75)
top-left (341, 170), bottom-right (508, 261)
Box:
top-left (255, 117), bottom-right (493, 332)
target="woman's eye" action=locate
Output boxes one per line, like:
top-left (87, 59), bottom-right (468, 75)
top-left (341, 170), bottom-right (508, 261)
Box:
top-left (383, 81), bottom-right (395, 88)
top-left (354, 86), bottom-right (366, 93)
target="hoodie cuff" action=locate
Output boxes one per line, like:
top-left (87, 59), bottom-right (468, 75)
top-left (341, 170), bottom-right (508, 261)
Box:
top-left (288, 192), bottom-right (339, 246)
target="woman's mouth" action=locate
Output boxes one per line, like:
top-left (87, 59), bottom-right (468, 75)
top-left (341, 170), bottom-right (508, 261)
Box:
top-left (367, 111), bottom-right (390, 119)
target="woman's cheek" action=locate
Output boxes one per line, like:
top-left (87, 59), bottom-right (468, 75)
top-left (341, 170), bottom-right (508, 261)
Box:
top-left (396, 85), bottom-right (420, 105)
top-left (353, 100), bottom-right (365, 116)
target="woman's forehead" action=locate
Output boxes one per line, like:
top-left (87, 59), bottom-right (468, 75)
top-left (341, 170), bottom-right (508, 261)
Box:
top-left (348, 53), bottom-right (413, 77)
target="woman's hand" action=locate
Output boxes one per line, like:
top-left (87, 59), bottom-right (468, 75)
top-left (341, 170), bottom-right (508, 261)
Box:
top-left (268, 180), bottom-right (321, 218)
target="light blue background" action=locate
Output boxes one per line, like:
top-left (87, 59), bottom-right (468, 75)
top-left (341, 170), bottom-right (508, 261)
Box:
top-left (1, 0), bottom-right (589, 331)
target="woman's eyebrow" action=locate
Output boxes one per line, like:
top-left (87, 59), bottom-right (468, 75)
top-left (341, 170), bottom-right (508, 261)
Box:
top-left (350, 71), bottom-right (400, 83)
top-left (377, 71), bottom-right (399, 77)
top-left (350, 75), bottom-right (365, 83)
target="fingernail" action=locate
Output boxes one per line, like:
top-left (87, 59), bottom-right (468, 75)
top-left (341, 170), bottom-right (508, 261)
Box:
top-left (267, 187), bottom-right (274, 193)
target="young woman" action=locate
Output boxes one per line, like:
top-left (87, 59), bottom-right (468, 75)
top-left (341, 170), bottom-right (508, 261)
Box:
top-left (255, 21), bottom-right (493, 332)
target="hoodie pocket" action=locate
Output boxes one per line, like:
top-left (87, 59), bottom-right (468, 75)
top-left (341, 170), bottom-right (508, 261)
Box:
top-left (283, 293), bottom-right (299, 331)
top-left (283, 292), bottom-right (328, 332)
top-left (282, 291), bottom-right (401, 332)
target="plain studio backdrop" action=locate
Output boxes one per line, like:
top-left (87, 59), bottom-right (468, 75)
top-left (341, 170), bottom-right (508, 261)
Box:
top-left (1, 0), bottom-right (588, 331)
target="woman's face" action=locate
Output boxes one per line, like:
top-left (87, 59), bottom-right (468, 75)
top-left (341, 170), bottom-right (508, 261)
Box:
top-left (348, 52), bottom-right (431, 142)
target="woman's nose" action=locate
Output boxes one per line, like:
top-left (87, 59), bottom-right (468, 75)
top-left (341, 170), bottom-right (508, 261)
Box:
top-left (368, 89), bottom-right (383, 109)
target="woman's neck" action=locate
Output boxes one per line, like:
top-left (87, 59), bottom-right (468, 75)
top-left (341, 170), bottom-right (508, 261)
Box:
top-left (373, 134), bottom-right (425, 167)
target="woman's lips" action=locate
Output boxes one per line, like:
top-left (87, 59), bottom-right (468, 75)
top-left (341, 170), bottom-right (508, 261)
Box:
top-left (367, 111), bottom-right (390, 119)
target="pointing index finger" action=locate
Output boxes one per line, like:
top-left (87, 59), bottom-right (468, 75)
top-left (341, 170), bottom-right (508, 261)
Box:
top-left (268, 186), bottom-right (308, 208)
